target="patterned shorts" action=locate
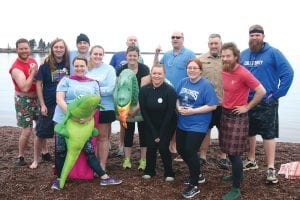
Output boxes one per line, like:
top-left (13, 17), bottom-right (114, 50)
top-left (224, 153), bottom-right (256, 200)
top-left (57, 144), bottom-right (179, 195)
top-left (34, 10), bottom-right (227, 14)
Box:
top-left (14, 95), bottom-right (39, 128)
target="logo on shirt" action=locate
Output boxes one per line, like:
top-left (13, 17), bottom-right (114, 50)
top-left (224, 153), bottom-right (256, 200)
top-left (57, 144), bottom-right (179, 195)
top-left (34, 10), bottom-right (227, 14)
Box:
top-left (157, 98), bottom-right (163, 104)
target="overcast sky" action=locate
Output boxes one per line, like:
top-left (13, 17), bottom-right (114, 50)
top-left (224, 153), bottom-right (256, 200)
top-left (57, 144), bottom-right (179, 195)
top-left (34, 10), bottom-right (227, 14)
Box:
top-left (1, 0), bottom-right (299, 54)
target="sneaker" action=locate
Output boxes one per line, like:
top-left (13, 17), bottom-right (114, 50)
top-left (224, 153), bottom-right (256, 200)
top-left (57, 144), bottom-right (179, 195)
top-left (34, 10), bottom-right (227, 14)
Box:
top-left (183, 174), bottom-right (205, 185)
top-left (122, 157), bottom-right (131, 169)
top-left (222, 173), bottom-right (244, 182)
top-left (266, 168), bottom-right (278, 184)
top-left (100, 177), bottom-right (122, 186)
top-left (174, 155), bottom-right (184, 162)
top-left (42, 153), bottom-right (52, 161)
top-left (115, 148), bottom-right (124, 157)
top-left (142, 174), bottom-right (151, 179)
top-left (165, 177), bottom-right (175, 182)
top-left (198, 173), bottom-right (205, 183)
top-left (218, 158), bottom-right (230, 170)
top-left (199, 157), bottom-right (207, 167)
top-left (243, 159), bottom-right (258, 171)
top-left (15, 156), bottom-right (27, 166)
top-left (182, 185), bottom-right (200, 199)
top-left (138, 159), bottom-right (146, 171)
top-left (51, 179), bottom-right (60, 190)
top-left (222, 187), bottom-right (241, 200)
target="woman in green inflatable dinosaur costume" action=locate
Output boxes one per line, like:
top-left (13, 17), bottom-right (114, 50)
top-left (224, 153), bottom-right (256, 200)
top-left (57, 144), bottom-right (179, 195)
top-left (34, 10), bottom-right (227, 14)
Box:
top-left (51, 56), bottom-right (122, 189)
top-left (114, 46), bottom-right (151, 170)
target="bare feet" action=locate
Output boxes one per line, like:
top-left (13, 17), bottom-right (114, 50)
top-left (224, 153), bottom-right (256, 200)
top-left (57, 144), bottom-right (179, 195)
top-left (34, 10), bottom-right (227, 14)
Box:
top-left (29, 161), bottom-right (38, 169)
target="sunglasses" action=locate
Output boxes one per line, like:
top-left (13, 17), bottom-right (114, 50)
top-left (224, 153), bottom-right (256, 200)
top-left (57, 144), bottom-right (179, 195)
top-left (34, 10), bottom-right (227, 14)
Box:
top-left (171, 36), bottom-right (183, 39)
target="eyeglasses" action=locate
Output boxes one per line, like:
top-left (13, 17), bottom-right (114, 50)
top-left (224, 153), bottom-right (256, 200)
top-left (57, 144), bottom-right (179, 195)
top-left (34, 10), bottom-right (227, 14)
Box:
top-left (171, 36), bottom-right (183, 39)
top-left (186, 66), bottom-right (201, 70)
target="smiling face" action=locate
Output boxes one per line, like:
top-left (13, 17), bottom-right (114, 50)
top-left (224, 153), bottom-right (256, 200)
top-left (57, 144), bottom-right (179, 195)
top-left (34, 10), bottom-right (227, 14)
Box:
top-left (76, 41), bottom-right (90, 55)
top-left (126, 49), bottom-right (139, 65)
top-left (187, 61), bottom-right (202, 82)
top-left (73, 59), bottom-right (87, 77)
top-left (208, 36), bottom-right (222, 57)
top-left (90, 47), bottom-right (104, 66)
top-left (16, 42), bottom-right (31, 61)
top-left (151, 65), bottom-right (165, 87)
top-left (221, 49), bottom-right (237, 72)
top-left (52, 41), bottom-right (66, 60)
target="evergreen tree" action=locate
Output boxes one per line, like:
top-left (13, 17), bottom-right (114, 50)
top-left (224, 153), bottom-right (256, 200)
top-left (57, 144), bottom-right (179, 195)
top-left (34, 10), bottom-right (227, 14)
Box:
top-left (29, 39), bottom-right (36, 50)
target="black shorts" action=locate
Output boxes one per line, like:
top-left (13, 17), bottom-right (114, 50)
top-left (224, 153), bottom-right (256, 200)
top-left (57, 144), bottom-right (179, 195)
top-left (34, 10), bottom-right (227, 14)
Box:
top-left (209, 106), bottom-right (222, 129)
top-left (36, 106), bottom-right (55, 138)
top-left (99, 110), bottom-right (116, 123)
top-left (248, 101), bottom-right (279, 139)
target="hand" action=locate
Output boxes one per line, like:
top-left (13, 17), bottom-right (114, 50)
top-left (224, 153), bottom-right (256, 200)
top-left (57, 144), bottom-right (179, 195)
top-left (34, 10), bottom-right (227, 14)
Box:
top-left (155, 45), bottom-right (162, 54)
top-left (29, 63), bottom-right (37, 76)
top-left (40, 105), bottom-right (48, 116)
top-left (233, 105), bottom-right (249, 115)
top-left (178, 106), bottom-right (192, 116)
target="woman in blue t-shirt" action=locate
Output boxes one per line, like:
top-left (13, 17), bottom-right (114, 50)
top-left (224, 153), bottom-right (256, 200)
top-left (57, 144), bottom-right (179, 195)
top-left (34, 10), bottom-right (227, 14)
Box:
top-left (176, 58), bottom-right (218, 199)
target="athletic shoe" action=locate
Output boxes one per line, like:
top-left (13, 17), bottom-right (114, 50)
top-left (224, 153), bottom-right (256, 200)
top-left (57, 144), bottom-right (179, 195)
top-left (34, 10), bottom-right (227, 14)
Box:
top-left (174, 155), bottom-right (184, 162)
top-left (165, 177), bottom-right (175, 182)
top-left (243, 158), bottom-right (259, 170)
top-left (218, 158), bottom-right (230, 170)
top-left (100, 177), bottom-right (122, 186)
top-left (122, 157), bottom-right (132, 169)
top-left (115, 148), bottom-right (124, 157)
top-left (15, 156), bottom-right (27, 166)
top-left (138, 159), bottom-right (146, 170)
top-left (266, 168), bottom-right (278, 184)
top-left (51, 179), bottom-right (60, 190)
top-left (222, 187), bottom-right (241, 200)
top-left (182, 185), bottom-right (200, 199)
top-left (184, 174), bottom-right (206, 185)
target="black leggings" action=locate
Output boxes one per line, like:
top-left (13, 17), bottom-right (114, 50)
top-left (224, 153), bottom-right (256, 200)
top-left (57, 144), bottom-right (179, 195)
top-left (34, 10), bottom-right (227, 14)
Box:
top-left (228, 155), bottom-right (243, 188)
top-left (124, 121), bottom-right (146, 147)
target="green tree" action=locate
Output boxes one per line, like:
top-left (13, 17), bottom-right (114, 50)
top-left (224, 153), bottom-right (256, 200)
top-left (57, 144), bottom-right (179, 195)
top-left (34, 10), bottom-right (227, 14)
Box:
top-left (38, 38), bottom-right (46, 51)
top-left (29, 39), bottom-right (36, 50)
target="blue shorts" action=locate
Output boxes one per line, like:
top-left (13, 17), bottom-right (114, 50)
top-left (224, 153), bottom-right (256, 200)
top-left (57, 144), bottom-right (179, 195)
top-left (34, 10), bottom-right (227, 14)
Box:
top-left (248, 101), bottom-right (279, 139)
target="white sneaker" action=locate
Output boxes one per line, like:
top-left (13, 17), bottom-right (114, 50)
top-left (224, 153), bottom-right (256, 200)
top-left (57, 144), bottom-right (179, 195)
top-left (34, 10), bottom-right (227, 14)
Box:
top-left (165, 177), bottom-right (175, 182)
top-left (142, 174), bottom-right (151, 179)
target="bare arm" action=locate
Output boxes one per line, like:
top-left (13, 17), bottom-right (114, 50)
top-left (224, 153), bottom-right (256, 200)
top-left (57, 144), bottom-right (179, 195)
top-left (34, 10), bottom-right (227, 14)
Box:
top-left (233, 84), bottom-right (266, 114)
top-left (56, 91), bottom-right (67, 113)
top-left (11, 63), bottom-right (37, 92)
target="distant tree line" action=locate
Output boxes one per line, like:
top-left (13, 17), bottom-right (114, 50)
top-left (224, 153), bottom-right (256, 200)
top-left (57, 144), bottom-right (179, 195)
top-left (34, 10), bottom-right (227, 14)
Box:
top-left (28, 38), bottom-right (50, 51)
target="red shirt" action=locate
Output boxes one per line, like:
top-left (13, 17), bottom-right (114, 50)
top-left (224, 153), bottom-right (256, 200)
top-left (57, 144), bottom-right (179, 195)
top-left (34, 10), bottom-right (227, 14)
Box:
top-left (222, 64), bottom-right (260, 109)
top-left (9, 57), bottom-right (38, 93)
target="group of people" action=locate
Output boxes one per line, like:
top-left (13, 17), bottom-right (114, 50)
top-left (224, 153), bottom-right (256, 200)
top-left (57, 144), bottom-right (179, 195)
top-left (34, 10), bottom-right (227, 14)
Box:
top-left (9, 24), bottom-right (294, 199)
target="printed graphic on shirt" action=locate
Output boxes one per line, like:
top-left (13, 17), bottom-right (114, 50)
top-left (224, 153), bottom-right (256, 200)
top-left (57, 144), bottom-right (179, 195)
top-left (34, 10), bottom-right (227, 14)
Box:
top-left (52, 68), bottom-right (68, 82)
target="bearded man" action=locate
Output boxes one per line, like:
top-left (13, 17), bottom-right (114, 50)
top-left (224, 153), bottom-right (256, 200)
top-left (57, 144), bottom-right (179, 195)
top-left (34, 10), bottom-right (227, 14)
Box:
top-left (240, 24), bottom-right (294, 184)
top-left (220, 42), bottom-right (266, 200)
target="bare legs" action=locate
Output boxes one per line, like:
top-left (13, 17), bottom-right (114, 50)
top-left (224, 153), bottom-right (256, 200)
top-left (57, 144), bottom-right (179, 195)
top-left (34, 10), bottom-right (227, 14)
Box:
top-left (19, 126), bottom-right (33, 158)
top-left (30, 136), bottom-right (50, 169)
top-left (97, 123), bottom-right (111, 170)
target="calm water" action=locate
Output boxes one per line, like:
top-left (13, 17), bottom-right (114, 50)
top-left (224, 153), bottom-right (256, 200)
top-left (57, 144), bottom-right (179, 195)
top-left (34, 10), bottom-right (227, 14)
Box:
top-left (1, 53), bottom-right (299, 143)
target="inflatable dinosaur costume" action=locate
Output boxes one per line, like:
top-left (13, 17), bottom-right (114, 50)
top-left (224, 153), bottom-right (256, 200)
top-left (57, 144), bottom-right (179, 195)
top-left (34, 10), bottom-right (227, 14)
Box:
top-left (54, 94), bottom-right (101, 189)
top-left (114, 69), bottom-right (143, 128)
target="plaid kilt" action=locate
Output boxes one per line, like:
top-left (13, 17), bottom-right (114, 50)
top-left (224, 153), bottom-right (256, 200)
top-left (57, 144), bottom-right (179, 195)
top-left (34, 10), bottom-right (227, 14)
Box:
top-left (220, 108), bottom-right (249, 156)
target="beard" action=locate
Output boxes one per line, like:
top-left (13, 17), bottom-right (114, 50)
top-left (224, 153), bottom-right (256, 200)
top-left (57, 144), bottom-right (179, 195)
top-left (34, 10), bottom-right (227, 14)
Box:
top-left (222, 61), bottom-right (236, 72)
top-left (249, 40), bottom-right (264, 52)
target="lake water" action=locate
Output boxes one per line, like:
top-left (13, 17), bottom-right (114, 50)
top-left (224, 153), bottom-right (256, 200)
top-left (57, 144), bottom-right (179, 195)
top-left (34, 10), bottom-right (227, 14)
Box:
top-left (1, 53), bottom-right (299, 143)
